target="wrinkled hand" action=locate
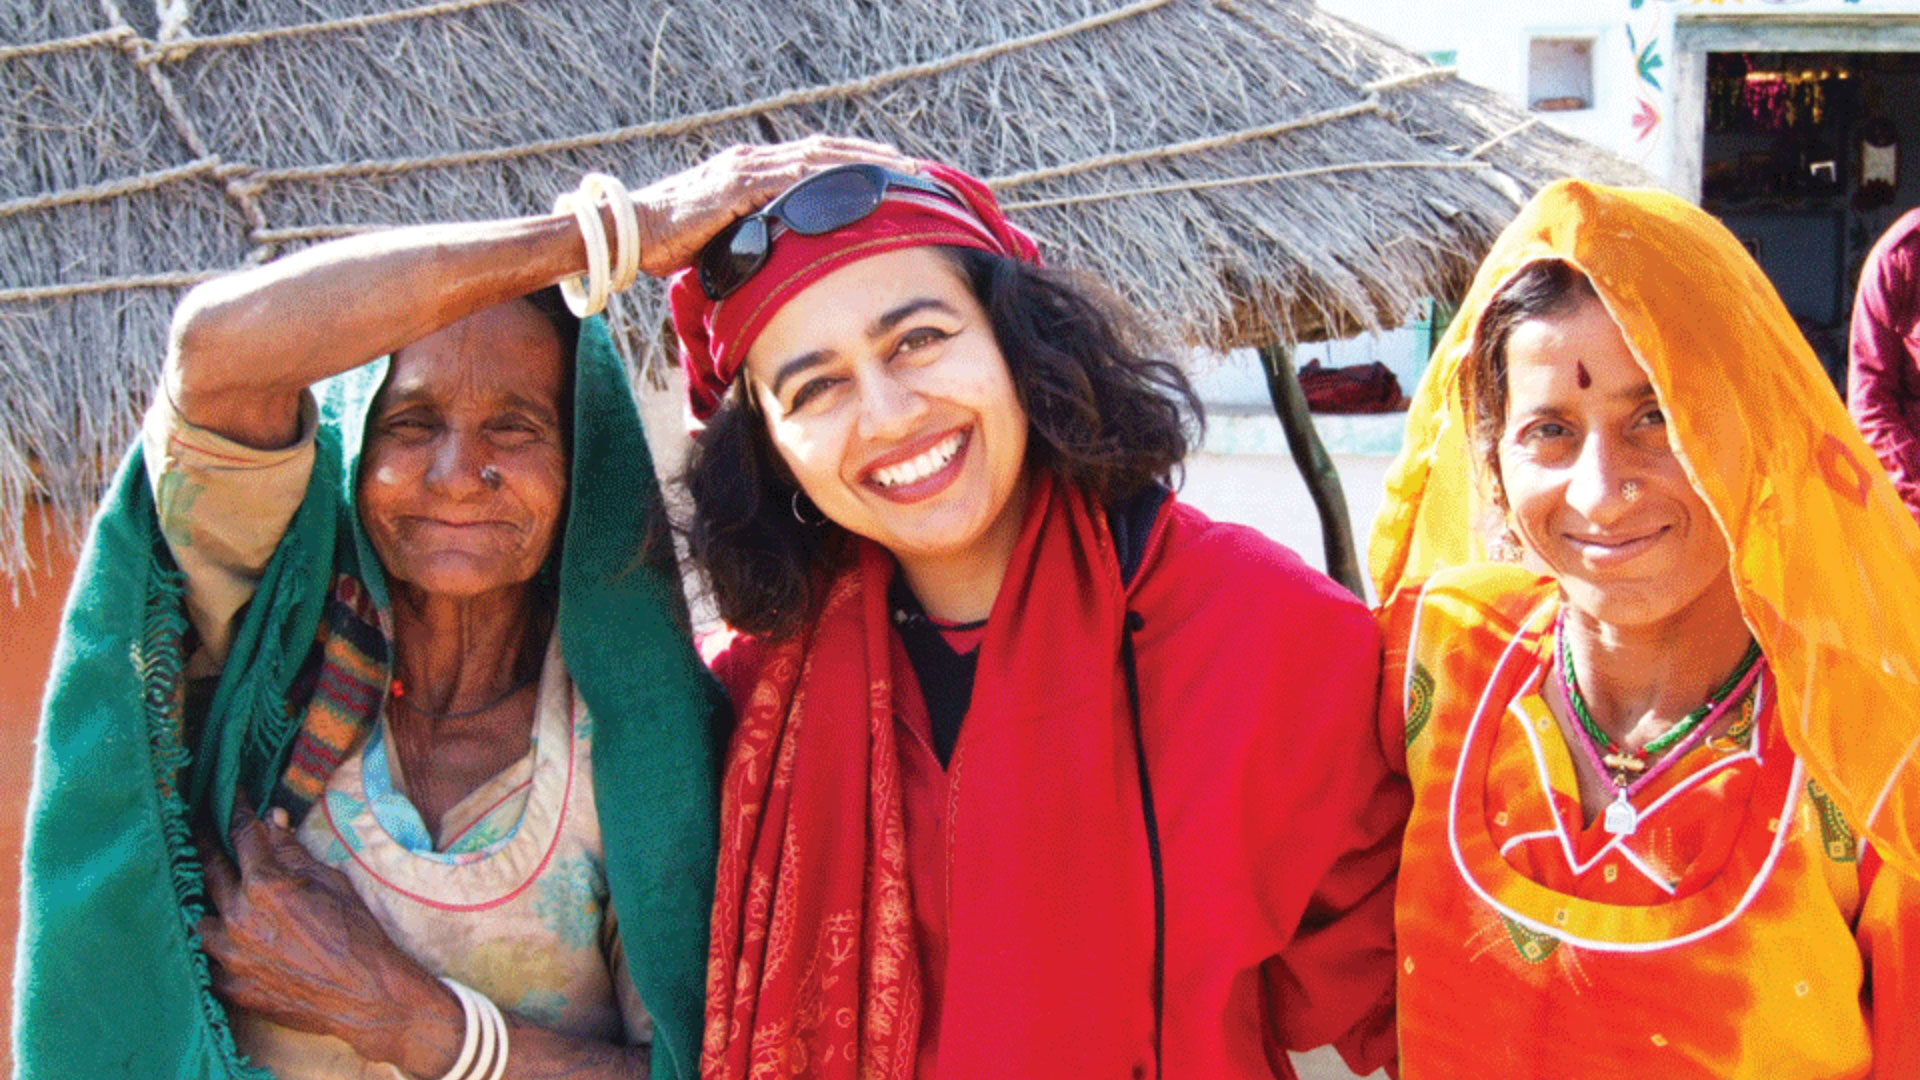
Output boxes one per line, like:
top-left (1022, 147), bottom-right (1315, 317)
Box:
top-left (631, 135), bottom-right (919, 277)
top-left (198, 803), bottom-right (454, 1070)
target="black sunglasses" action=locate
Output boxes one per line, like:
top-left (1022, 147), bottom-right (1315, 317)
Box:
top-left (696, 164), bottom-right (959, 301)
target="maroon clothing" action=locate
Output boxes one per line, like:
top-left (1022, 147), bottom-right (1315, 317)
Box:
top-left (1850, 207), bottom-right (1920, 523)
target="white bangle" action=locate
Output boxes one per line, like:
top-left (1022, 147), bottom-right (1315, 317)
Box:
top-left (471, 987), bottom-right (498, 1080)
top-left (578, 172), bottom-right (641, 294)
top-left (475, 989), bottom-right (510, 1080)
top-left (436, 977), bottom-right (483, 1080)
top-left (554, 186), bottom-right (612, 317)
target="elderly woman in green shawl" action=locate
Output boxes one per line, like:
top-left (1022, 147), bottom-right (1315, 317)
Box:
top-left (17, 136), bottom-right (906, 1080)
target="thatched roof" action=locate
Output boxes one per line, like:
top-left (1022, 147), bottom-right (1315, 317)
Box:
top-left (1, 0), bottom-right (1646, 568)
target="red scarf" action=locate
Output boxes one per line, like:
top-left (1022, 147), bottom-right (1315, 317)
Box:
top-left (702, 475), bottom-right (1159, 1078)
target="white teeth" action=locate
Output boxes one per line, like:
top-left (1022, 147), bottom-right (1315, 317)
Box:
top-left (871, 432), bottom-right (964, 488)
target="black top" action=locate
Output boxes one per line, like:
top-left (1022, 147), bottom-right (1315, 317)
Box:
top-left (890, 575), bottom-right (979, 768)
top-left (886, 481), bottom-right (1172, 770)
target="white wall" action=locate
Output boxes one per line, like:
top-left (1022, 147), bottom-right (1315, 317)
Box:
top-left (1317, 0), bottom-right (1660, 176)
top-left (1318, 0), bottom-right (1920, 197)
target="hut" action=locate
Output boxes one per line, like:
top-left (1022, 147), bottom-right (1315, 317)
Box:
top-left (3, 0), bottom-right (1647, 572)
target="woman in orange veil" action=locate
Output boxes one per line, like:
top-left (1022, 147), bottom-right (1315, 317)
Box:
top-left (1372, 179), bottom-right (1920, 1077)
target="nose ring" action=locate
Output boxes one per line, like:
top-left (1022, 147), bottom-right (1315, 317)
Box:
top-left (1621, 479), bottom-right (1641, 502)
top-left (480, 465), bottom-right (503, 490)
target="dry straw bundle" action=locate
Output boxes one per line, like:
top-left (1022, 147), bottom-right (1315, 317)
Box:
top-left (0, 0), bottom-right (1644, 569)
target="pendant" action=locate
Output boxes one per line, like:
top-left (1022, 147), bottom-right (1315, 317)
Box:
top-left (1603, 793), bottom-right (1639, 836)
top-left (1602, 751), bottom-right (1648, 775)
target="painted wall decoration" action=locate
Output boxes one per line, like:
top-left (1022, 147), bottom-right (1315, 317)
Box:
top-left (1627, 23), bottom-right (1664, 90)
top-left (1632, 97), bottom-right (1663, 140)
top-left (1626, 6), bottom-right (1670, 155)
top-left (1620, 0), bottom-right (1863, 161)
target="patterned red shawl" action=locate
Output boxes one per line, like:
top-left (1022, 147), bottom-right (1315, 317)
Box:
top-left (702, 474), bottom-right (1157, 1078)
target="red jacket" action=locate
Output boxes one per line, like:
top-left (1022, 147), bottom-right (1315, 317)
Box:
top-left (712, 495), bottom-right (1404, 1078)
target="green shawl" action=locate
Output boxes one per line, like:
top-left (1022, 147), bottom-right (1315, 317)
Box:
top-left (15, 317), bottom-right (722, 1079)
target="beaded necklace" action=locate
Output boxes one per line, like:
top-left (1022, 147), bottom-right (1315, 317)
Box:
top-left (1554, 611), bottom-right (1765, 836)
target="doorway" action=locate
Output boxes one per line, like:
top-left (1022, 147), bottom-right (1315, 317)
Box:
top-left (1672, 15), bottom-right (1920, 390)
top-left (1696, 50), bottom-right (1920, 386)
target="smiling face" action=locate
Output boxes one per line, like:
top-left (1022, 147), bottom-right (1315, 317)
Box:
top-left (741, 246), bottom-right (1030, 584)
top-left (358, 299), bottom-right (569, 599)
top-left (1497, 295), bottom-right (1733, 628)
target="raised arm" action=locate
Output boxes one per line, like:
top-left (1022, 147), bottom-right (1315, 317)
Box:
top-left (165, 136), bottom-right (918, 449)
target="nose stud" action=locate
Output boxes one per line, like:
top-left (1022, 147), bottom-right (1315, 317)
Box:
top-left (1621, 479), bottom-right (1641, 502)
top-left (480, 465), bottom-right (503, 490)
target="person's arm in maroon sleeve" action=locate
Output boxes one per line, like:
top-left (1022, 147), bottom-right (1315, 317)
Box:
top-left (1848, 236), bottom-right (1920, 520)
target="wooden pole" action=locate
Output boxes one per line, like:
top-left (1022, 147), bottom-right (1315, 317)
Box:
top-left (1257, 343), bottom-right (1365, 598)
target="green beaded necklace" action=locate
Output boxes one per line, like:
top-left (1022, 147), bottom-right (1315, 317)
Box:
top-left (1558, 627), bottom-right (1763, 758)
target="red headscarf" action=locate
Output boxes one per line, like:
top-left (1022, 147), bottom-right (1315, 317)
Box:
top-left (668, 160), bottom-right (1039, 421)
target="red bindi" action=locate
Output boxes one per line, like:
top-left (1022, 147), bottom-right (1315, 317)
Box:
top-left (1576, 361), bottom-right (1592, 389)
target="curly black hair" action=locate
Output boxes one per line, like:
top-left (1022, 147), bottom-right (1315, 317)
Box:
top-left (680, 246), bottom-right (1201, 640)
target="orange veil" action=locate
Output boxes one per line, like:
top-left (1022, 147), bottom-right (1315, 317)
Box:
top-left (1370, 179), bottom-right (1920, 878)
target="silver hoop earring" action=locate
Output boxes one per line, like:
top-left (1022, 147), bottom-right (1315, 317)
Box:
top-left (791, 490), bottom-right (825, 526)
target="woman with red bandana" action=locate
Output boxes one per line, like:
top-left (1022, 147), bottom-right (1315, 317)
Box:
top-left (668, 154), bottom-right (1405, 1078)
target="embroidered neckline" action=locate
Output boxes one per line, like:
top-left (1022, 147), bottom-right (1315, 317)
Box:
top-left (1442, 597), bottom-right (1802, 952)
